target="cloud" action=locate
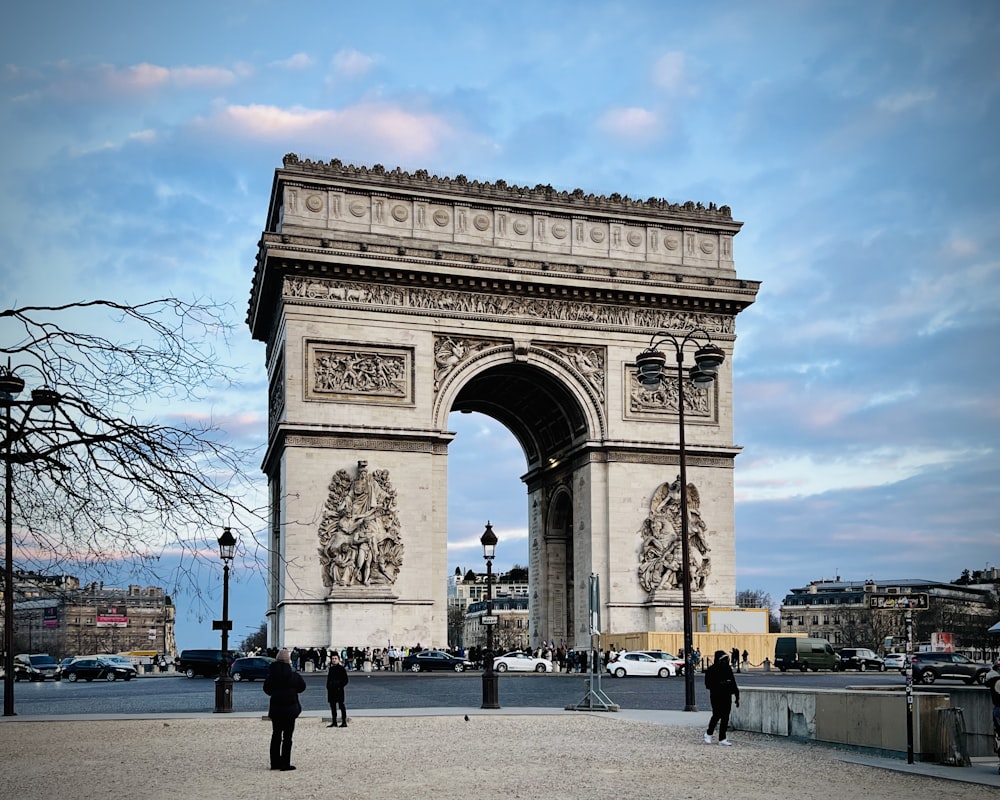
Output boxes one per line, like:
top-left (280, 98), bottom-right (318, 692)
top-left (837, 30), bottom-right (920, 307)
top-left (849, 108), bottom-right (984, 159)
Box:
top-left (191, 102), bottom-right (457, 159)
top-left (596, 106), bottom-right (662, 143)
top-left (876, 88), bottom-right (936, 113)
top-left (271, 53), bottom-right (314, 70)
top-left (332, 49), bottom-right (376, 78)
top-left (652, 51), bottom-right (696, 95)
top-left (735, 446), bottom-right (984, 502)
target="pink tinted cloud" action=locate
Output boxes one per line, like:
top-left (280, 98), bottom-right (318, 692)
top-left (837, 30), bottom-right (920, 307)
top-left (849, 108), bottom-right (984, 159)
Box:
top-left (194, 102), bottom-right (456, 159)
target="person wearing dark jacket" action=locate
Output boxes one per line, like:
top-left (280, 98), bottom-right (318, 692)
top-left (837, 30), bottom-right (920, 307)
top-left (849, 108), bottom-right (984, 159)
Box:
top-left (263, 648), bottom-right (307, 771)
top-left (704, 650), bottom-right (739, 746)
top-left (326, 652), bottom-right (350, 728)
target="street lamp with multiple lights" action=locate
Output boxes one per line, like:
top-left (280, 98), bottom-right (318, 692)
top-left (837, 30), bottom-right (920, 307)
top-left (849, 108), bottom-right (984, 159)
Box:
top-left (213, 526), bottom-right (237, 713)
top-left (634, 329), bottom-right (725, 712)
top-left (479, 521), bottom-right (500, 710)
top-left (1, 361), bottom-right (61, 717)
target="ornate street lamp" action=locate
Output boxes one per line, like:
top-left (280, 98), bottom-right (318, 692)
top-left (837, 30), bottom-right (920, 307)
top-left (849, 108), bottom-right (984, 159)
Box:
top-left (480, 521), bottom-right (500, 709)
top-left (634, 329), bottom-right (725, 712)
top-left (2, 361), bottom-right (61, 716)
top-left (213, 526), bottom-right (237, 713)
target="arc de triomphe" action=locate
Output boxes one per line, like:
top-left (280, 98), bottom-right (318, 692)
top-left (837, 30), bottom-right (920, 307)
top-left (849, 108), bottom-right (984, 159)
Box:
top-left (247, 154), bottom-right (759, 650)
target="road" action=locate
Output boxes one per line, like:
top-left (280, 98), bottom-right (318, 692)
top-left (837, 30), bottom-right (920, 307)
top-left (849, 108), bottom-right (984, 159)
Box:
top-left (1, 667), bottom-right (920, 717)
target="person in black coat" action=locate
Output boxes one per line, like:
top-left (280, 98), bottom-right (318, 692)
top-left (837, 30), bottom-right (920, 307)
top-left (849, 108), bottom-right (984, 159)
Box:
top-left (263, 648), bottom-right (307, 771)
top-left (704, 650), bottom-right (740, 746)
top-left (326, 652), bottom-right (350, 728)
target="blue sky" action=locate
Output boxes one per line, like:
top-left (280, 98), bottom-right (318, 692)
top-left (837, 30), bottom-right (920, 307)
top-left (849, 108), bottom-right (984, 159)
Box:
top-left (2, 1), bottom-right (998, 650)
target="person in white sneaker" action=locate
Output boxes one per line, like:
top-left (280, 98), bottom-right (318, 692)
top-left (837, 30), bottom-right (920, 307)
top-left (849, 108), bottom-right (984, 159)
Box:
top-left (704, 650), bottom-right (739, 745)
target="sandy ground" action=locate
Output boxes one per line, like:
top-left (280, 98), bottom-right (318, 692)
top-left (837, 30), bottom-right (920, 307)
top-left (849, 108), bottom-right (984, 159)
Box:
top-left (0, 714), bottom-right (995, 800)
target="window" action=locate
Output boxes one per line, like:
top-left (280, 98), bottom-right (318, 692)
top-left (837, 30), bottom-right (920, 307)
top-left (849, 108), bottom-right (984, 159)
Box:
top-left (823, 615), bottom-right (829, 625)
top-left (812, 616), bottom-right (819, 625)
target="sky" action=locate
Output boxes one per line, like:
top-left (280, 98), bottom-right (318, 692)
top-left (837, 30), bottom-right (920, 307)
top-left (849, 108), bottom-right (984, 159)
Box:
top-left (2, 1), bottom-right (998, 650)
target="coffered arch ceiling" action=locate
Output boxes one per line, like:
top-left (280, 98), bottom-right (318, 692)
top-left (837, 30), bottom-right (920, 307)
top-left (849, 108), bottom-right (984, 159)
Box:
top-left (449, 363), bottom-right (590, 471)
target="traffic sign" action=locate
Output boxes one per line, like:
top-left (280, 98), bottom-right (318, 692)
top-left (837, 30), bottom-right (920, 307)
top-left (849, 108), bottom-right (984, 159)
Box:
top-left (869, 593), bottom-right (928, 610)
top-left (480, 615), bottom-right (498, 625)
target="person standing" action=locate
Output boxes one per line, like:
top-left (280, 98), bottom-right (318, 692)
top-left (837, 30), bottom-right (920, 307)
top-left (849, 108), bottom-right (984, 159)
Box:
top-left (985, 662), bottom-right (1000, 775)
top-left (704, 650), bottom-right (740, 746)
top-left (263, 648), bottom-right (306, 771)
top-left (731, 647), bottom-right (740, 673)
top-left (326, 652), bottom-right (350, 728)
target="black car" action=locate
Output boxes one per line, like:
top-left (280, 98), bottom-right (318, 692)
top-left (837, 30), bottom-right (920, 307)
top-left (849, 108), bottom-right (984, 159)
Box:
top-left (910, 652), bottom-right (990, 685)
top-left (62, 658), bottom-right (136, 682)
top-left (13, 653), bottom-right (61, 681)
top-left (230, 656), bottom-right (275, 682)
top-left (401, 649), bottom-right (473, 673)
top-left (838, 648), bottom-right (885, 672)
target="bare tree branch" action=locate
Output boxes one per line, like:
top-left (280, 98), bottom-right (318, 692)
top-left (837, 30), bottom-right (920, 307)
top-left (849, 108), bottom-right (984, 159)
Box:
top-left (2, 298), bottom-right (266, 616)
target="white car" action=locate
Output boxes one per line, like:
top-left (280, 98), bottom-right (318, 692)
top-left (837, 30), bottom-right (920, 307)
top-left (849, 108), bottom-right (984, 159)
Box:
top-left (637, 650), bottom-right (686, 674)
top-left (607, 651), bottom-right (676, 678)
top-left (493, 651), bottom-right (553, 673)
top-left (883, 653), bottom-right (907, 671)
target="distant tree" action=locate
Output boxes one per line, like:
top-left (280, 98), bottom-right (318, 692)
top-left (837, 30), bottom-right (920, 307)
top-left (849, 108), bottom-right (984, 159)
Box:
top-left (240, 622), bottom-right (268, 653)
top-left (447, 604), bottom-right (466, 648)
top-left (504, 564), bottom-right (529, 583)
top-left (1, 299), bottom-right (264, 607)
top-left (954, 569), bottom-right (972, 585)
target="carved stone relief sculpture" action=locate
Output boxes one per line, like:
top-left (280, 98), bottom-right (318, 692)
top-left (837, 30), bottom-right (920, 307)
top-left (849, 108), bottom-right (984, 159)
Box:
top-left (628, 369), bottom-right (712, 417)
top-left (317, 461), bottom-right (404, 589)
top-left (433, 335), bottom-right (504, 391)
top-left (549, 345), bottom-right (606, 404)
top-left (637, 476), bottom-right (713, 594)
top-left (283, 276), bottom-right (735, 336)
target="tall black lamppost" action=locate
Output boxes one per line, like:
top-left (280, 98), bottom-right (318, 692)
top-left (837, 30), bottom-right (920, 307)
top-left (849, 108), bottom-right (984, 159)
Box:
top-left (635, 329), bottom-right (725, 712)
top-left (1, 361), bottom-right (61, 717)
top-left (213, 526), bottom-right (237, 713)
top-left (480, 521), bottom-right (500, 710)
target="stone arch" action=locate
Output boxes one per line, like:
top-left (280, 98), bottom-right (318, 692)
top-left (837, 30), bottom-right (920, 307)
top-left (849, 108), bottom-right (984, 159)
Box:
top-left (247, 155), bottom-right (758, 651)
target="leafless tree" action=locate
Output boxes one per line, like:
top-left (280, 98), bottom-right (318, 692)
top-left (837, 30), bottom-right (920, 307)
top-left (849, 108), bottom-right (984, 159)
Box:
top-left (2, 299), bottom-right (265, 612)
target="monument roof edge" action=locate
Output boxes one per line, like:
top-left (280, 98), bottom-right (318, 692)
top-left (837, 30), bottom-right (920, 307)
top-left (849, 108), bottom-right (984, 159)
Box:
top-left (276, 153), bottom-right (742, 228)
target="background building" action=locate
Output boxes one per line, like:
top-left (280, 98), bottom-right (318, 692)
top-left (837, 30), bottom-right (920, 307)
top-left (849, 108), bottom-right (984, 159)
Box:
top-left (1, 571), bottom-right (175, 659)
top-left (780, 576), bottom-right (998, 656)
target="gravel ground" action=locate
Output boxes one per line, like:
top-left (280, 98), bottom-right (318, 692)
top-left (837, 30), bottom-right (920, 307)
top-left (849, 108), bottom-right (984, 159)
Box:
top-left (1, 714), bottom-right (995, 800)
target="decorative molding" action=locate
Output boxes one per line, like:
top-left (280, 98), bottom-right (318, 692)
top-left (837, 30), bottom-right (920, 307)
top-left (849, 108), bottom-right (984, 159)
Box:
top-left (546, 344), bottom-right (606, 405)
top-left (284, 276), bottom-right (734, 336)
top-left (624, 365), bottom-right (718, 421)
top-left (305, 339), bottom-right (413, 405)
top-left (433, 335), bottom-right (505, 392)
top-left (281, 153), bottom-right (735, 220)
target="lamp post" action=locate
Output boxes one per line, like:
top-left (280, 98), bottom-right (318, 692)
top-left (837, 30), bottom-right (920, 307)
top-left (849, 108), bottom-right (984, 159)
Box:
top-left (2, 361), bottom-right (61, 717)
top-left (213, 526), bottom-right (237, 713)
top-left (635, 329), bottom-right (725, 712)
top-left (480, 521), bottom-right (500, 710)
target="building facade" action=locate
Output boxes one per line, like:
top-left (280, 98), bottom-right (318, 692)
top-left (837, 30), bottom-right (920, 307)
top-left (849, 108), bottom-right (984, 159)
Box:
top-left (780, 576), bottom-right (997, 654)
top-left (2, 571), bottom-right (176, 659)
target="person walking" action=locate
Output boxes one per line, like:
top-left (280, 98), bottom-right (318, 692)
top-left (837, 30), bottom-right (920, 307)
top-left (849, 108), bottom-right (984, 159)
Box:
top-left (731, 646), bottom-right (740, 673)
top-left (326, 652), bottom-right (350, 728)
top-left (263, 648), bottom-right (307, 771)
top-left (704, 650), bottom-right (740, 746)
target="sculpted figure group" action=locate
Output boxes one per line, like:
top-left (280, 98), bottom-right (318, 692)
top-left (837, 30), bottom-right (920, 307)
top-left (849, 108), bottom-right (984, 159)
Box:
top-left (638, 476), bottom-right (713, 594)
top-left (318, 461), bottom-right (404, 588)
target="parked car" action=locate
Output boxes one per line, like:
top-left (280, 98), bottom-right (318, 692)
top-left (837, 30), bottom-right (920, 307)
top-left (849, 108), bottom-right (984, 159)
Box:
top-left (492, 651), bottom-right (553, 673)
top-left (910, 652), bottom-right (990, 685)
top-left (402, 650), bottom-right (473, 673)
top-left (774, 637), bottom-right (840, 672)
top-left (178, 649), bottom-right (242, 678)
top-left (13, 653), bottom-right (61, 681)
top-left (637, 650), bottom-right (686, 674)
top-left (62, 657), bottom-right (137, 682)
top-left (883, 653), bottom-right (907, 671)
top-left (838, 648), bottom-right (885, 672)
top-left (607, 651), bottom-right (676, 678)
top-left (231, 656), bottom-right (275, 681)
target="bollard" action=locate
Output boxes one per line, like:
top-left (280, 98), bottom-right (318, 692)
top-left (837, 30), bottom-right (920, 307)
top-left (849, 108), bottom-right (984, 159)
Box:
top-left (763, 657), bottom-right (771, 672)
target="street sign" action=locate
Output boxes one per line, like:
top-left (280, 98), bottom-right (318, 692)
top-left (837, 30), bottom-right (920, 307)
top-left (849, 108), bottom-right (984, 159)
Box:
top-left (869, 593), bottom-right (928, 610)
top-left (480, 615), bottom-right (498, 625)
top-left (212, 619), bottom-right (233, 631)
